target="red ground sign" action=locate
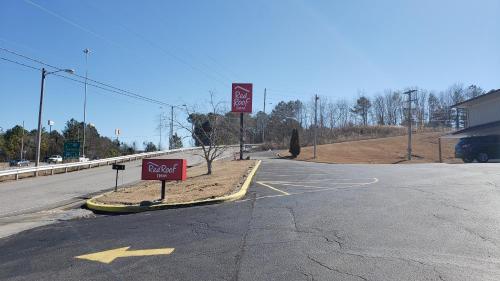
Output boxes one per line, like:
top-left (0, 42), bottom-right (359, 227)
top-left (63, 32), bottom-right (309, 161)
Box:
top-left (232, 83), bottom-right (253, 113)
top-left (141, 159), bottom-right (187, 181)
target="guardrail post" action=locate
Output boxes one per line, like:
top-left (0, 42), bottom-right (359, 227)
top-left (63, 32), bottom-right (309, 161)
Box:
top-left (15, 173), bottom-right (19, 180)
top-left (51, 168), bottom-right (54, 175)
top-left (65, 167), bottom-right (68, 173)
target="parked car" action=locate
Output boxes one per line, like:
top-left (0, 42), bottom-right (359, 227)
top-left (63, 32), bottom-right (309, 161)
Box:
top-left (9, 159), bottom-right (30, 167)
top-left (455, 135), bottom-right (500, 163)
top-left (47, 155), bottom-right (63, 164)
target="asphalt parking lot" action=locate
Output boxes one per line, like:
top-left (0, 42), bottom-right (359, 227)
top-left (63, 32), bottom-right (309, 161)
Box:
top-left (1, 159), bottom-right (500, 281)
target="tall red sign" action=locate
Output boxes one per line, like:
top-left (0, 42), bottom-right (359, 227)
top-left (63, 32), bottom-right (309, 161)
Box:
top-left (141, 159), bottom-right (187, 181)
top-left (232, 83), bottom-right (253, 113)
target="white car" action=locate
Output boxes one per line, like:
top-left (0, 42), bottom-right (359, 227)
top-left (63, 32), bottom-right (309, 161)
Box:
top-left (79, 157), bottom-right (89, 162)
top-left (48, 155), bottom-right (63, 164)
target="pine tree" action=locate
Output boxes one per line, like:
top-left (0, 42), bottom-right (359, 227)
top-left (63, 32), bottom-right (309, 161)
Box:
top-left (289, 129), bottom-right (300, 158)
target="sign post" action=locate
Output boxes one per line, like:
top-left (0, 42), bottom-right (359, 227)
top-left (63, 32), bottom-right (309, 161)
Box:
top-left (141, 159), bottom-right (187, 200)
top-left (112, 164), bottom-right (125, 192)
top-left (231, 83), bottom-right (253, 160)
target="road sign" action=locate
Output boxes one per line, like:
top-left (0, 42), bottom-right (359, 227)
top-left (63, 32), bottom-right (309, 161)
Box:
top-left (141, 159), bottom-right (187, 181)
top-left (75, 246), bottom-right (175, 264)
top-left (112, 164), bottom-right (125, 170)
top-left (112, 164), bottom-right (126, 191)
top-left (63, 141), bottom-right (80, 159)
top-left (231, 83), bottom-right (253, 113)
top-left (142, 159), bottom-right (187, 200)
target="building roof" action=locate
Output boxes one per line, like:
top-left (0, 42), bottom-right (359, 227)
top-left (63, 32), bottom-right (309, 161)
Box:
top-left (452, 89), bottom-right (500, 108)
top-left (449, 120), bottom-right (500, 137)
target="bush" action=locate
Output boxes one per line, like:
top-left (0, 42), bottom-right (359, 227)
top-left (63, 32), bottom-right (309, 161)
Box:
top-left (289, 128), bottom-right (300, 158)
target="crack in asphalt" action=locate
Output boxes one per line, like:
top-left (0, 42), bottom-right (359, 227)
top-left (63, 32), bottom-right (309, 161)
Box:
top-left (319, 248), bottom-right (449, 280)
top-left (307, 254), bottom-right (368, 281)
top-left (432, 214), bottom-right (496, 246)
top-left (190, 221), bottom-right (239, 237)
top-left (284, 206), bottom-right (344, 249)
top-left (232, 193), bottom-right (257, 281)
top-left (299, 270), bottom-right (315, 281)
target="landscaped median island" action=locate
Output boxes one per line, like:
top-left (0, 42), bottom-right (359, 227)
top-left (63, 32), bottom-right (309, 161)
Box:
top-left (86, 159), bottom-right (260, 213)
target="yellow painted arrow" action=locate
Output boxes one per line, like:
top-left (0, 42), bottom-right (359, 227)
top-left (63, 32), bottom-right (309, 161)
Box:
top-left (75, 247), bottom-right (175, 264)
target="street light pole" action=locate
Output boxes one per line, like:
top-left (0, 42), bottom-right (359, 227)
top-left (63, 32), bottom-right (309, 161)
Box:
top-left (313, 94), bottom-right (319, 159)
top-left (35, 68), bottom-right (75, 168)
top-left (82, 48), bottom-right (91, 158)
top-left (21, 121), bottom-right (25, 160)
top-left (169, 105), bottom-right (174, 150)
top-left (262, 88), bottom-right (266, 143)
top-left (159, 107), bottom-right (163, 150)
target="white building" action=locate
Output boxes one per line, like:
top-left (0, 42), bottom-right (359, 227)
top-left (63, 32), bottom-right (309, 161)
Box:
top-left (452, 89), bottom-right (500, 136)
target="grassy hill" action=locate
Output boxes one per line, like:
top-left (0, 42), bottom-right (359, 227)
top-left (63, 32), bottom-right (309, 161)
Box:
top-left (290, 132), bottom-right (459, 164)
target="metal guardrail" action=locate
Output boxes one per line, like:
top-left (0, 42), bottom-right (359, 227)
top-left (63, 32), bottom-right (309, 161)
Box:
top-left (0, 147), bottom-right (200, 180)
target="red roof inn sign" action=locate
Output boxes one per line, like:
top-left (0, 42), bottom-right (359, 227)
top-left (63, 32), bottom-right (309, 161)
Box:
top-left (232, 83), bottom-right (253, 113)
top-left (141, 159), bottom-right (187, 181)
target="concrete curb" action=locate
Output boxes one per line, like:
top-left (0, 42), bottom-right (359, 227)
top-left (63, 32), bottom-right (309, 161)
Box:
top-left (86, 160), bottom-right (262, 213)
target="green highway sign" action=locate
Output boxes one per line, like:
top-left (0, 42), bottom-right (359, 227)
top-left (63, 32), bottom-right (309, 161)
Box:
top-left (63, 141), bottom-right (80, 159)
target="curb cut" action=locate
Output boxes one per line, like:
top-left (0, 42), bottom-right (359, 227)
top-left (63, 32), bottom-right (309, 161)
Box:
top-left (86, 160), bottom-right (262, 213)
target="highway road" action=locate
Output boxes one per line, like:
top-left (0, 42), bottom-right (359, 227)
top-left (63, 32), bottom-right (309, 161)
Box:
top-left (0, 149), bottom-right (210, 218)
top-left (1, 158), bottom-right (500, 280)
top-left (0, 149), bottom-right (237, 238)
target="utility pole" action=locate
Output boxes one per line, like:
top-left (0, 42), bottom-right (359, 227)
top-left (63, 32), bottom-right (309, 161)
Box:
top-left (169, 105), bottom-right (174, 150)
top-left (36, 68), bottom-right (47, 167)
top-left (82, 48), bottom-right (91, 158)
top-left (404, 90), bottom-right (417, 161)
top-left (262, 88), bottom-right (266, 143)
top-left (159, 107), bottom-right (163, 150)
top-left (35, 68), bottom-right (74, 167)
top-left (313, 94), bottom-right (319, 159)
top-left (20, 121), bottom-right (25, 160)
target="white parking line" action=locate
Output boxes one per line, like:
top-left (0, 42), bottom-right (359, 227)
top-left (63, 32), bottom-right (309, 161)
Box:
top-left (238, 178), bottom-right (379, 203)
top-left (256, 181), bottom-right (290, 195)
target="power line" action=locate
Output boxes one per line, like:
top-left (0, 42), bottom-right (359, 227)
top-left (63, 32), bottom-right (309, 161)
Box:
top-left (0, 47), bottom-right (169, 105)
top-left (0, 54), bottom-right (171, 106)
top-left (0, 56), bottom-right (40, 71)
top-left (82, 1), bottom-right (236, 86)
top-left (23, 0), bottom-right (123, 50)
top-left (24, 0), bottom-right (231, 87)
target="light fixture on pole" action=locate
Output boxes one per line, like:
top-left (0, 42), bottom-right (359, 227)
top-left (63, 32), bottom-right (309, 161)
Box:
top-left (82, 48), bottom-right (91, 159)
top-left (36, 68), bottom-right (75, 167)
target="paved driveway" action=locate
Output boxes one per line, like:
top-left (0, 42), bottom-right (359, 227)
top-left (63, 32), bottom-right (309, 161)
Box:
top-left (1, 159), bottom-right (499, 280)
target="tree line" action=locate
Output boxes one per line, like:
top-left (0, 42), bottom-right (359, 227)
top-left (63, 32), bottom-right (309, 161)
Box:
top-left (0, 118), bottom-right (171, 162)
top-left (194, 83), bottom-right (487, 149)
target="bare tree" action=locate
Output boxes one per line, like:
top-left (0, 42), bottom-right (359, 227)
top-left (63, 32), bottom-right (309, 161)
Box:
top-left (373, 94), bottom-right (386, 125)
top-left (177, 93), bottom-right (235, 175)
top-left (385, 90), bottom-right (402, 125)
top-left (414, 89), bottom-right (427, 129)
top-left (335, 99), bottom-right (351, 128)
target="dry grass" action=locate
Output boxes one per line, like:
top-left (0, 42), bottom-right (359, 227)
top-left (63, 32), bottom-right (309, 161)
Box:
top-left (288, 132), bottom-right (459, 164)
top-left (95, 159), bottom-right (257, 205)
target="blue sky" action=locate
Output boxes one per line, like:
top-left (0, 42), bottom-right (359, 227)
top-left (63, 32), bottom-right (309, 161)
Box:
top-left (1, 0), bottom-right (499, 147)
